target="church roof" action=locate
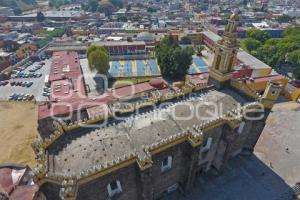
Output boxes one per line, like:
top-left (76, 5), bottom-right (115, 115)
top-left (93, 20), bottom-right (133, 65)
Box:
top-left (48, 90), bottom-right (240, 175)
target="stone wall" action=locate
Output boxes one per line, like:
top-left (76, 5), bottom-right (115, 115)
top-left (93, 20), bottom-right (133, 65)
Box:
top-left (242, 110), bottom-right (270, 153)
top-left (77, 164), bottom-right (140, 200)
top-left (39, 182), bottom-right (61, 200)
top-left (151, 142), bottom-right (189, 199)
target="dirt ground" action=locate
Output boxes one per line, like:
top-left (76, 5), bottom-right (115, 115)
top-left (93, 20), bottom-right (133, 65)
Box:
top-left (0, 101), bottom-right (38, 168)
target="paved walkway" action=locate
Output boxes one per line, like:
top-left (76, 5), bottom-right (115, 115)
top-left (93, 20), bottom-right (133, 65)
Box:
top-left (80, 58), bottom-right (102, 96)
top-left (172, 155), bottom-right (294, 200)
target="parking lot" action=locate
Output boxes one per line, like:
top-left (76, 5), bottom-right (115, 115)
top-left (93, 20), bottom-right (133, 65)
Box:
top-left (0, 58), bottom-right (52, 102)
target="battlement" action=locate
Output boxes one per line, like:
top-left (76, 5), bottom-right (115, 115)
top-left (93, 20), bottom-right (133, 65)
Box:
top-left (32, 90), bottom-right (262, 191)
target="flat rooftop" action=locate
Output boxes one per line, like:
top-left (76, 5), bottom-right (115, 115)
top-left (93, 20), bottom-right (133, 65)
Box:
top-left (48, 90), bottom-right (240, 175)
top-left (237, 50), bottom-right (271, 70)
top-left (255, 101), bottom-right (300, 186)
top-left (93, 40), bottom-right (146, 46)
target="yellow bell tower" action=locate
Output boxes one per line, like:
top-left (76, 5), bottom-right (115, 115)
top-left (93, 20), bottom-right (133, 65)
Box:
top-left (260, 82), bottom-right (283, 109)
top-left (209, 9), bottom-right (240, 88)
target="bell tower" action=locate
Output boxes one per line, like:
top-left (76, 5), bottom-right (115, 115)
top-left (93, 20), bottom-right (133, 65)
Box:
top-left (209, 9), bottom-right (240, 88)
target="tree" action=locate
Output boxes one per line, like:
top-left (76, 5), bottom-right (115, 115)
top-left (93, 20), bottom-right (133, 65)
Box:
top-left (277, 14), bottom-right (292, 23)
top-left (117, 15), bottom-right (127, 22)
top-left (246, 28), bottom-right (271, 43)
top-left (147, 7), bottom-right (157, 13)
top-left (36, 11), bottom-right (45, 22)
top-left (13, 8), bottom-right (22, 15)
top-left (241, 38), bottom-right (262, 53)
top-left (247, 26), bottom-right (300, 70)
top-left (86, 0), bottom-right (99, 12)
top-left (287, 50), bottom-right (300, 79)
top-left (2, 40), bottom-right (19, 52)
top-left (87, 45), bottom-right (110, 74)
top-left (47, 28), bottom-right (65, 37)
top-left (109, 0), bottom-right (123, 8)
top-left (156, 36), bottom-right (194, 81)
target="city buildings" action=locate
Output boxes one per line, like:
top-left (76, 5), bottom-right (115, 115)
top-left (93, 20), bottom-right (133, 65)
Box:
top-left (0, 0), bottom-right (299, 200)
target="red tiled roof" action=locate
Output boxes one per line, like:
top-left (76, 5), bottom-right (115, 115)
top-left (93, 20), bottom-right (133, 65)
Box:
top-left (107, 81), bottom-right (156, 99)
top-left (186, 72), bottom-right (209, 85)
top-left (0, 168), bottom-right (25, 195)
top-left (0, 167), bottom-right (38, 200)
top-left (238, 74), bottom-right (286, 84)
top-left (232, 68), bottom-right (253, 79)
top-left (9, 185), bottom-right (39, 200)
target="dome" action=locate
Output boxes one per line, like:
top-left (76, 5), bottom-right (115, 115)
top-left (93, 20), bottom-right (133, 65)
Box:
top-left (137, 32), bottom-right (155, 41)
top-left (149, 78), bottom-right (165, 89)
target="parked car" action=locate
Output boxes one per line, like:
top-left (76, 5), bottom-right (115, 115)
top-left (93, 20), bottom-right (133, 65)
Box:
top-left (9, 94), bottom-right (17, 100)
top-left (43, 87), bottom-right (51, 92)
top-left (0, 81), bottom-right (8, 86)
top-left (42, 92), bottom-right (50, 97)
top-left (36, 73), bottom-right (42, 78)
top-left (26, 82), bottom-right (33, 87)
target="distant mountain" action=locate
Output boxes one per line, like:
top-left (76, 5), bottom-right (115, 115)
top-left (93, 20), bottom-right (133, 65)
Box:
top-left (0, 0), bottom-right (37, 11)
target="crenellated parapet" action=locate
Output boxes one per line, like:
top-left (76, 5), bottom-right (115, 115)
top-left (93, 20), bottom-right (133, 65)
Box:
top-left (59, 177), bottom-right (78, 200)
top-left (137, 148), bottom-right (153, 171)
top-left (75, 151), bottom-right (137, 185)
top-left (32, 98), bottom-right (262, 192)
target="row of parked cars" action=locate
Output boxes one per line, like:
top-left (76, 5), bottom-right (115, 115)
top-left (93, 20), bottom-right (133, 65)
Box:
top-left (29, 62), bottom-right (45, 72)
top-left (9, 93), bottom-right (34, 101)
top-left (16, 61), bottom-right (34, 72)
top-left (10, 81), bottom-right (33, 88)
top-left (11, 72), bottom-right (42, 79)
top-left (42, 86), bottom-right (51, 97)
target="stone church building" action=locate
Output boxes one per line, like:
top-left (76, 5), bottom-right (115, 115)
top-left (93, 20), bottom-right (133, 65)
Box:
top-left (31, 12), bottom-right (284, 200)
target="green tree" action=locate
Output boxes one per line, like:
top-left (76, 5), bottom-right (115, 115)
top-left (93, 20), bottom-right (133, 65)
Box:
top-left (283, 26), bottom-right (300, 37)
top-left (47, 28), bottom-right (65, 37)
top-left (156, 36), bottom-right (194, 81)
top-left (287, 50), bottom-right (300, 79)
top-left (246, 28), bottom-right (271, 43)
top-left (87, 0), bottom-right (99, 12)
top-left (117, 15), bottom-right (127, 22)
top-left (87, 45), bottom-right (110, 74)
top-left (277, 14), bottom-right (292, 23)
top-left (251, 26), bottom-right (300, 70)
top-left (147, 7), bottom-right (157, 12)
top-left (241, 38), bottom-right (262, 52)
top-left (36, 11), bottom-right (45, 22)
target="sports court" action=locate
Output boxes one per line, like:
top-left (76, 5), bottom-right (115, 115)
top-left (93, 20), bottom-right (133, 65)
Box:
top-left (108, 56), bottom-right (209, 78)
